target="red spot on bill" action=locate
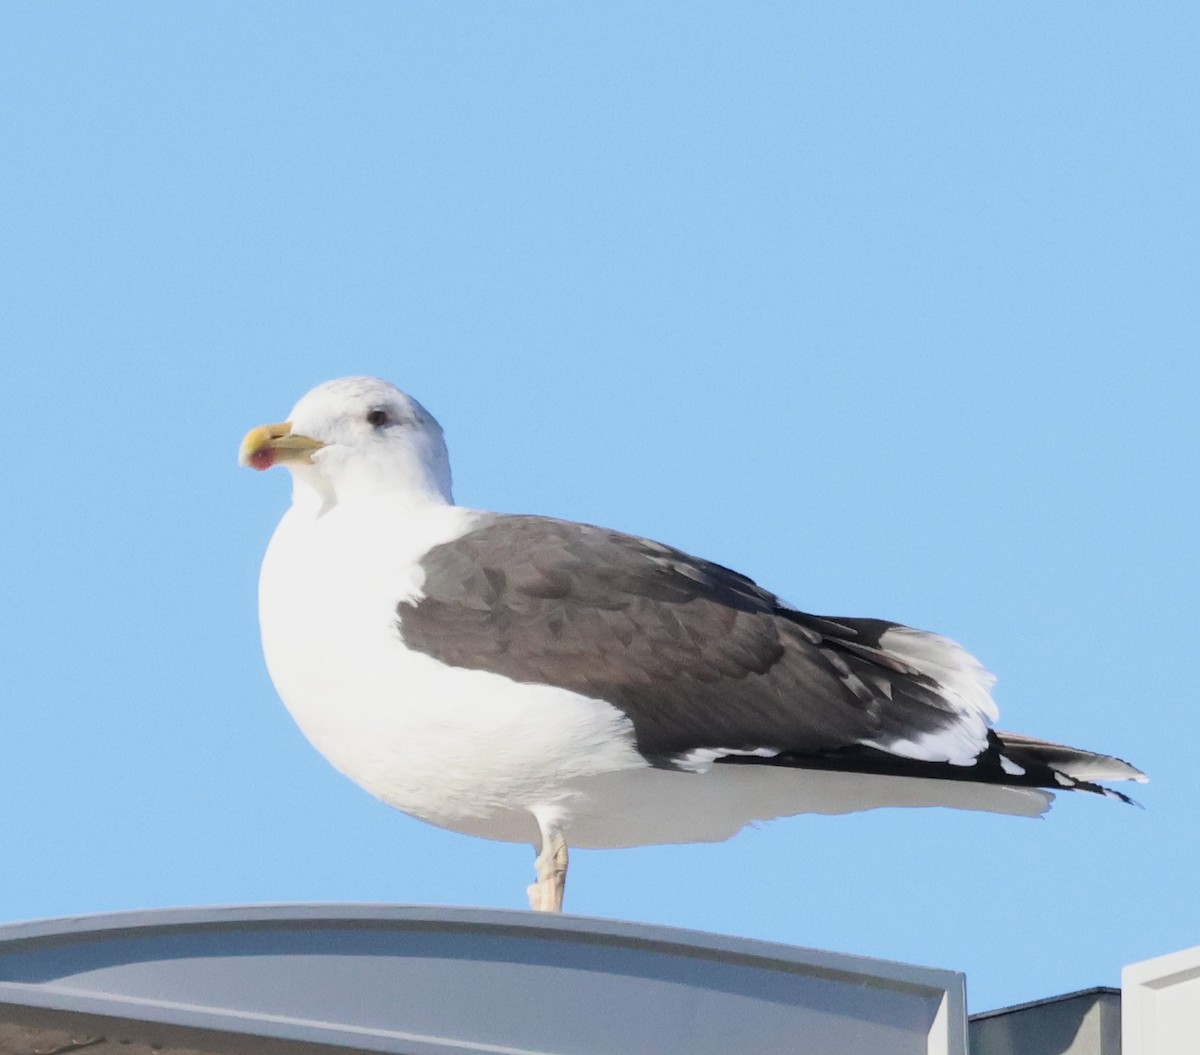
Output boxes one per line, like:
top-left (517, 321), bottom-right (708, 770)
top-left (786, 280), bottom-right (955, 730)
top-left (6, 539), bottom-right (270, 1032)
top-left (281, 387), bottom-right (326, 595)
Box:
top-left (249, 447), bottom-right (277, 471)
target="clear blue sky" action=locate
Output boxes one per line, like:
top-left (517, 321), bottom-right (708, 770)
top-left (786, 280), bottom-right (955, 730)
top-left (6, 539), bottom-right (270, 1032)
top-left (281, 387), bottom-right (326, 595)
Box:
top-left (2, 2), bottom-right (1195, 1012)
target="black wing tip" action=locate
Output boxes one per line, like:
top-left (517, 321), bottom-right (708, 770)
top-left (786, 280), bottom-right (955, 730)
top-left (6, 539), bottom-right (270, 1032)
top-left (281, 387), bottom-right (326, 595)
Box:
top-left (710, 746), bottom-right (1146, 807)
top-left (1052, 772), bottom-right (1145, 809)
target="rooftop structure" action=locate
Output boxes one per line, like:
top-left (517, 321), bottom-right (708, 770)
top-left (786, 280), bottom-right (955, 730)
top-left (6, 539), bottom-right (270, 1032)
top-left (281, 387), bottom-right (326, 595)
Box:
top-left (0, 906), bottom-right (1190, 1055)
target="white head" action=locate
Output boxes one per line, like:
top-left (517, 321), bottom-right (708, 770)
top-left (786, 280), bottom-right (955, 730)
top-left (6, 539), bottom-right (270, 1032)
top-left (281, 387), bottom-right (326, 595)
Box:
top-left (240, 377), bottom-right (453, 510)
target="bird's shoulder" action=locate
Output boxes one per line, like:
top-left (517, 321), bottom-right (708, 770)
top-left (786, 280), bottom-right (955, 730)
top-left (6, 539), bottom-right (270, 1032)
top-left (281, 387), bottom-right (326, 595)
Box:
top-left (411, 511), bottom-right (780, 614)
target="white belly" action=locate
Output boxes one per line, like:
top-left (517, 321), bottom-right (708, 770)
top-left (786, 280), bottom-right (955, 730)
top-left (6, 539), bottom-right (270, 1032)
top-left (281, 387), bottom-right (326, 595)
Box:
top-left (257, 499), bottom-right (645, 845)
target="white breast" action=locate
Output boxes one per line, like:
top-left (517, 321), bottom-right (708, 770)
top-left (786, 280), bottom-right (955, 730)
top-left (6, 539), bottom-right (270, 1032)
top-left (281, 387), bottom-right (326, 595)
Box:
top-left (257, 498), bottom-right (644, 845)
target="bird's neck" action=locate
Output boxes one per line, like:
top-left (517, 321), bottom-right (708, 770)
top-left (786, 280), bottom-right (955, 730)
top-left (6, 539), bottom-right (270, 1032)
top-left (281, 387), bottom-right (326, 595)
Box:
top-left (289, 454), bottom-right (454, 518)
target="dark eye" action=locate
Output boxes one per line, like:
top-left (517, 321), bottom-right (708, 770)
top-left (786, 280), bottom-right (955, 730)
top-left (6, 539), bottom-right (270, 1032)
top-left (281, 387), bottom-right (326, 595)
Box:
top-left (365, 408), bottom-right (390, 428)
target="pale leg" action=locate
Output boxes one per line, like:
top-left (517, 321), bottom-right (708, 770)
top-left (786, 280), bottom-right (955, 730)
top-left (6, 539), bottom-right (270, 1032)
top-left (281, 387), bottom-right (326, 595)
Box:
top-left (526, 820), bottom-right (569, 913)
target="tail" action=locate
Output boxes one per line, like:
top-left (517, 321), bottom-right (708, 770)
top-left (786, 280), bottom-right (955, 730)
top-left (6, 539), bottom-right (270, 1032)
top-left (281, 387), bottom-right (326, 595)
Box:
top-left (995, 731), bottom-right (1148, 805)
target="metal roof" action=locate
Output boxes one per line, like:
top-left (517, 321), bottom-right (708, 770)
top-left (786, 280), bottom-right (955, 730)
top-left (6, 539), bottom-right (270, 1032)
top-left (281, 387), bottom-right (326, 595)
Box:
top-left (0, 904), bottom-right (966, 1055)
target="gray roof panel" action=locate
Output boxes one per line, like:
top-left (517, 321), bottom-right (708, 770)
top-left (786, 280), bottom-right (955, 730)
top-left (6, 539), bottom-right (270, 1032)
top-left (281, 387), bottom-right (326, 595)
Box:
top-left (0, 905), bottom-right (966, 1055)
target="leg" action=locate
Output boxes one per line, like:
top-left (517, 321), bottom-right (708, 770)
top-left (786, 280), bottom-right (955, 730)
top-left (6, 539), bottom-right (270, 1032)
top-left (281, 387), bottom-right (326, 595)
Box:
top-left (526, 817), bottom-right (569, 913)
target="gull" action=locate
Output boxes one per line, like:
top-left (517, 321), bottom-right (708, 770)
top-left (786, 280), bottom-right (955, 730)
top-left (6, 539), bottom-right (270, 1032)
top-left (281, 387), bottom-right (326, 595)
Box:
top-left (240, 376), bottom-right (1145, 912)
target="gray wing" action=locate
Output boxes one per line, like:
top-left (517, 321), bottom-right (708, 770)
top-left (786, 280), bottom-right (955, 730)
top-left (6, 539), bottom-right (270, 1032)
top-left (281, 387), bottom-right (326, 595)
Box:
top-left (396, 514), bottom-right (980, 766)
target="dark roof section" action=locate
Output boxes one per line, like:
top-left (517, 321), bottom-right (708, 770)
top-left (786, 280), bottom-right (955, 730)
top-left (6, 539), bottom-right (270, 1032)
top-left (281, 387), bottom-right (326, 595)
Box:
top-left (0, 904), bottom-right (966, 1055)
top-left (970, 987), bottom-right (1121, 1055)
